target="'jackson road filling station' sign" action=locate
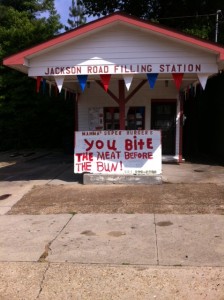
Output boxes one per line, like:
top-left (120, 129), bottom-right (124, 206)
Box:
top-left (74, 130), bottom-right (162, 175)
top-left (45, 63), bottom-right (203, 75)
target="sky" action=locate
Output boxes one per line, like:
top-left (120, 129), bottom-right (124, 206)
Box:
top-left (55, 0), bottom-right (71, 26)
top-left (55, 0), bottom-right (96, 27)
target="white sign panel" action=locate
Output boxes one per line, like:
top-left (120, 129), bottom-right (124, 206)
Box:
top-left (74, 130), bottom-right (162, 175)
top-left (29, 63), bottom-right (218, 76)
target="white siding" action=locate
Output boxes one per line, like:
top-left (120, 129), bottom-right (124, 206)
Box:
top-left (29, 24), bottom-right (217, 71)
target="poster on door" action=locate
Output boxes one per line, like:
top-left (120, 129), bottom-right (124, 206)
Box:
top-left (88, 108), bottom-right (104, 131)
top-left (74, 130), bottom-right (162, 174)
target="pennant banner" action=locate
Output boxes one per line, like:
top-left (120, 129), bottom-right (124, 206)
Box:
top-left (42, 78), bottom-right (46, 94)
top-left (172, 73), bottom-right (184, 90)
top-left (54, 76), bottom-right (65, 93)
top-left (100, 74), bottom-right (111, 92)
top-left (55, 84), bottom-right (58, 96)
top-left (123, 75), bottom-right (133, 91)
top-left (77, 75), bottom-right (88, 92)
top-left (64, 88), bottom-right (67, 100)
top-left (49, 82), bottom-right (52, 96)
top-left (36, 76), bottom-right (42, 93)
top-left (147, 73), bottom-right (158, 89)
top-left (197, 73), bottom-right (210, 90)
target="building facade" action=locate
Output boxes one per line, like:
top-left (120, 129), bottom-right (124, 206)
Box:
top-left (3, 13), bottom-right (224, 163)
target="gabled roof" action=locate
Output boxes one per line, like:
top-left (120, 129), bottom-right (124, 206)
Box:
top-left (3, 12), bottom-right (224, 68)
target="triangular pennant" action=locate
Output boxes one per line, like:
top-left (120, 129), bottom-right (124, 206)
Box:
top-left (146, 73), bottom-right (158, 89)
top-left (42, 78), bottom-right (46, 94)
top-left (100, 74), bottom-right (111, 92)
top-left (123, 75), bottom-right (133, 91)
top-left (64, 88), bottom-right (67, 100)
top-left (55, 84), bottom-right (58, 96)
top-left (49, 82), bottom-right (52, 96)
top-left (197, 73), bottom-right (210, 90)
top-left (77, 75), bottom-right (88, 92)
top-left (193, 82), bottom-right (197, 96)
top-left (36, 76), bottom-right (42, 93)
top-left (54, 76), bottom-right (64, 93)
top-left (172, 73), bottom-right (184, 90)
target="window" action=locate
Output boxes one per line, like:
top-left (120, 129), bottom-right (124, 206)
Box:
top-left (104, 107), bottom-right (145, 130)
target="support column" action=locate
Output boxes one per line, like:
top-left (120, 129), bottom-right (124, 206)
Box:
top-left (74, 92), bottom-right (79, 131)
top-left (119, 80), bottom-right (125, 130)
top-left (179, 93), bottom-right (184, 163)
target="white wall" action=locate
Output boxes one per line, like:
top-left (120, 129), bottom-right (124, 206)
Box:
top-left (78, 79), bottom-right (177, 130)
top-left (29, 24), bottom-right (218, 76)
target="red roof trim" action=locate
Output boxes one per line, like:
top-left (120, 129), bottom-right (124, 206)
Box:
top-left (3, 13), bottom-right (224, 66)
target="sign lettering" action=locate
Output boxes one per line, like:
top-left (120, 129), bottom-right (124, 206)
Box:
top-left (74, 130), bottom-right (162, 174)
top-left (45, 63), bottom-right (202, 75)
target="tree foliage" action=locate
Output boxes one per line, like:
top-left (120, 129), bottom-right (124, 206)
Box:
top-left (79, 0), bottom-right (224, 43)
top-left (65, 0), bottom-right (86, 30)
top-left (78, 0), bottom-right (158, 19)
top-left (0, 0), bottom-right (62, 55)
top-left (0, 1), bottom-right (75, 151)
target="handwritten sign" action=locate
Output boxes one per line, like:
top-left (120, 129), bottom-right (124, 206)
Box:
top-left (74, 130), bottom-right (162, 175)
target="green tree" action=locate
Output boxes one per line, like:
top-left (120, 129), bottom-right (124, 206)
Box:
top-left (158, 0), bottom-right (224, 43)
top-left (0, 3), bottom-right (62, 58)
top-left (79, 0), bottom-right (224, 43)
top-left (0, 1), bottom-right (75, 151)
top-left (65, 0), bottom-right (86, 30)
top-left (79, 0), bottom-right (158, 20)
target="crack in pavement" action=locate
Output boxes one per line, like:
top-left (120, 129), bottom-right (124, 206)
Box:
top-left (38, 214), bottom-right (74, 263)
top-left (36, 263), bottom-right (50, 299)
top-left (154, 214), bottom-right (159, 265)
top-left (36, 215), bottom-right (75, 298)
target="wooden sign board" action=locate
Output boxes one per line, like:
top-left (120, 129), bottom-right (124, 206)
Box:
top-left (74, 130), bottom-right (162, 175)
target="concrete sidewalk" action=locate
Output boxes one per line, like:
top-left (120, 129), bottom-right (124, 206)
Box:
top-left (1, 262), bottom-right (224, 299)
top-left (0, 213), bottom-right (224, 299)
top-left (1, 213), bottom-right (224, 266)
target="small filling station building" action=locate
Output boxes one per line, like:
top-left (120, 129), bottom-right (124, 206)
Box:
top-left (3, 13), bottom-right (224, 177)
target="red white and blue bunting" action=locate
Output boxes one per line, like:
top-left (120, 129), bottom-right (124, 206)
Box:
top-left (36, 76), bottom-right (42, 93)
top-left (100, 74), bottom-right (111, 92)
top-left (197, 73), bottom-right (211, 90)
top-left (54, 76), bottom-right (65, 93)
top-left (123, 75), bottom-right (134, 91)
top-left (36, 71), bottom-right (212, 98)
top-left (77, 75), bottom-right (88, 92)
top-left (172, 73), bottom-right (184, 90)
top-left (147, 73), bottom-right (158, 89)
